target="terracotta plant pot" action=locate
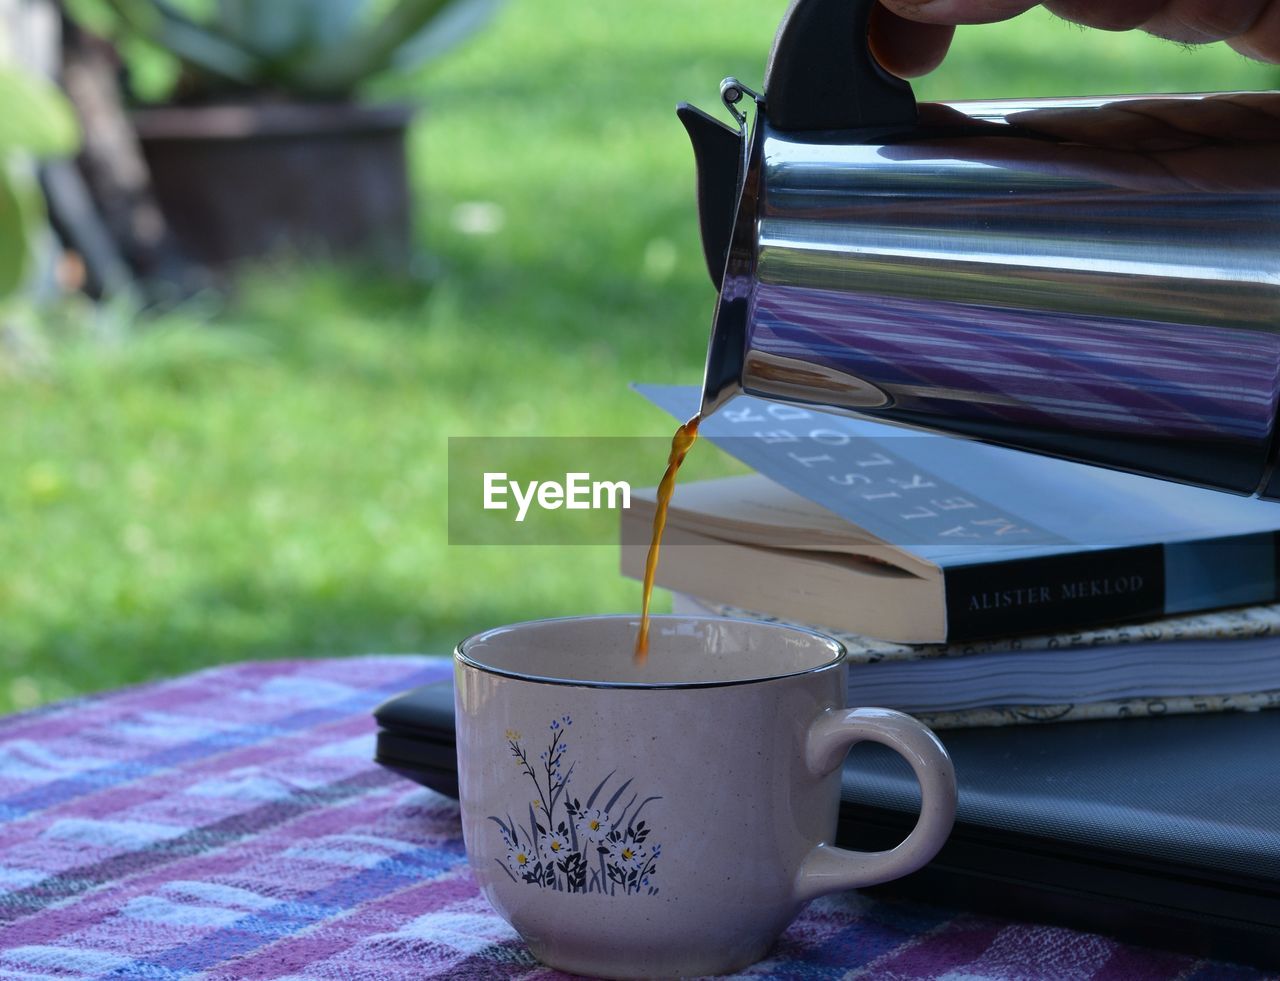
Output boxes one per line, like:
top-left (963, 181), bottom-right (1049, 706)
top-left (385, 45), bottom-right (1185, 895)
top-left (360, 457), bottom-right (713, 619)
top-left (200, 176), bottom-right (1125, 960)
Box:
top-left (132, 101), bottom-right (414, 271)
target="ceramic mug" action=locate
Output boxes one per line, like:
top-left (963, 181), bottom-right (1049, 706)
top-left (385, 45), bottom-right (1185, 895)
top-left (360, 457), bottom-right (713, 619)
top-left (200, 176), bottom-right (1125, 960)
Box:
top-left (454, 615), bottom-right (956, 978)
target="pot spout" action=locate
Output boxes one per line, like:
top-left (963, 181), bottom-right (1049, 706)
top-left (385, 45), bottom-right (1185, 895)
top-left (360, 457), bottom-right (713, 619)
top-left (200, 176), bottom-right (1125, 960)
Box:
top-left (676, 103), bottom-right (742, 290)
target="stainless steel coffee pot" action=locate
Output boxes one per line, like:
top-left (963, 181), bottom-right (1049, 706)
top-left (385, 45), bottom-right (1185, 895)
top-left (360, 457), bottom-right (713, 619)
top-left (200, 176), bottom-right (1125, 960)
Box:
top-left (683, 0), bottom-right (1280, 496)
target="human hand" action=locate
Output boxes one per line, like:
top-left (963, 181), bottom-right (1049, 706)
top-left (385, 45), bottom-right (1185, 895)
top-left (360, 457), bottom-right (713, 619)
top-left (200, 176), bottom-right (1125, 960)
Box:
top-left (869, 0), bottom-right (1280, 77)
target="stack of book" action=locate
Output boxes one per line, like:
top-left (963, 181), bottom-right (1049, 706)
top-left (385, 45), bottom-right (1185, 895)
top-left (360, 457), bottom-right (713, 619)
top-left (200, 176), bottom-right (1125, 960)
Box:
top-left (622, 385), bottom-right (1280, 728)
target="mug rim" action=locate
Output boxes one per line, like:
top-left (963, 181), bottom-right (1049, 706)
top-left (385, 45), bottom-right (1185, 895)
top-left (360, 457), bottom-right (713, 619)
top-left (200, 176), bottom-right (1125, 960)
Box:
top-left (455, 613), bottom-right (847, 691)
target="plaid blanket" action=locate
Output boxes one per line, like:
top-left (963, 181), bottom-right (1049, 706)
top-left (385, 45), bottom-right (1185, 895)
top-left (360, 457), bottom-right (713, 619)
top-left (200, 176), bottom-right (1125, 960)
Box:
top-left (0, 655), bottom-right (1268, 980)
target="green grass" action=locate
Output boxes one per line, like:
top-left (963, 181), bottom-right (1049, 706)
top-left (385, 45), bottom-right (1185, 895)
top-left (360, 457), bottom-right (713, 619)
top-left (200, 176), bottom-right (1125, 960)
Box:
top-left (2, 2), bottom-right (1275, 712)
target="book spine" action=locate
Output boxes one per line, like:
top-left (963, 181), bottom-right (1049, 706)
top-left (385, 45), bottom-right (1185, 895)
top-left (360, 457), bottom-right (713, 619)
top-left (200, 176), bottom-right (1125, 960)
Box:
top-left (945, 532), bottom-right (1280, 641)
top-left (942, 532), bottom-right (1269, 640)
top-left (944, 545), bottom-right (1163, 642)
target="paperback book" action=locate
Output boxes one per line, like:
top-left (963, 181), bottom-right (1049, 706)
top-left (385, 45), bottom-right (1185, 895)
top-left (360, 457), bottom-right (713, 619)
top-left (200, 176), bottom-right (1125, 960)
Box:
top-left (628, 384), bottom-right (1280, 643)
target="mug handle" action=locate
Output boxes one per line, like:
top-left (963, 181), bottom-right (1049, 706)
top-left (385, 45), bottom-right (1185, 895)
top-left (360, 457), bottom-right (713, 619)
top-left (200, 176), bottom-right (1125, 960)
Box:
top-left (794, 707), bottom-right (957, 904)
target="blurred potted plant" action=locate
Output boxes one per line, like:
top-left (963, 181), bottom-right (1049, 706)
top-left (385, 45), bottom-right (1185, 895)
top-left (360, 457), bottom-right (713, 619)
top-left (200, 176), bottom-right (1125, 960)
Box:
top-left (0, 62), bottom-right (79, 311)
top-left (67, 0), bottom-right (503, 270)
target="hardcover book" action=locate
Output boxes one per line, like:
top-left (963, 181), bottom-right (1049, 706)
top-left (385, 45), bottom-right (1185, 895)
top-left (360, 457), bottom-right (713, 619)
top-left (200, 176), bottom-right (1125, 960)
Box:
top-left (628, 384), bottom-right (1280, 643)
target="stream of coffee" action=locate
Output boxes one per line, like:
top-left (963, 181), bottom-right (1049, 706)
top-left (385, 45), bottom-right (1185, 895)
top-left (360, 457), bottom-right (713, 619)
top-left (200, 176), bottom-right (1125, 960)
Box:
top-left (634, 414), bottom-right (701, 662)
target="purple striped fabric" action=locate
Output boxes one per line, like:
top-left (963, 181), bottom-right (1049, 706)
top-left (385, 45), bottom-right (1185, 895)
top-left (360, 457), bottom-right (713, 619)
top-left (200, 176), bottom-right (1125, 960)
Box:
top-left (0, 655), bottom-right (1271, 979)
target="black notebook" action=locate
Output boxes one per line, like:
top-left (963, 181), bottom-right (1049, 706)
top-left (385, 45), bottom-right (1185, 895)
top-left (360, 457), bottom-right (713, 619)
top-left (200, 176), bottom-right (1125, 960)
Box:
top-left (373, 683), bottom-right (1280, 968)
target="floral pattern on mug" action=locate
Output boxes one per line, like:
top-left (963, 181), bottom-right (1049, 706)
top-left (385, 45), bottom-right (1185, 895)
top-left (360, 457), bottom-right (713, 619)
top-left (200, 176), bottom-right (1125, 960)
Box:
top-left (488, 716), bottom-right (662, 896)
top-left (574, 806), bottom-right (609, 845)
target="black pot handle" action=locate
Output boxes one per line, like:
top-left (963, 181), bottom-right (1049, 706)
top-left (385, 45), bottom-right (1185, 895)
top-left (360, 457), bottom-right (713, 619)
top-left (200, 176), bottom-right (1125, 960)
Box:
top-left (764, 0), bottom-right (918, 131)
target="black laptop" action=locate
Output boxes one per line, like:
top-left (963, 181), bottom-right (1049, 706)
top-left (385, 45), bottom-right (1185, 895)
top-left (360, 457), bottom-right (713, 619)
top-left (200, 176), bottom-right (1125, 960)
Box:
top-left (374, 683), bottom-right (1280, 968)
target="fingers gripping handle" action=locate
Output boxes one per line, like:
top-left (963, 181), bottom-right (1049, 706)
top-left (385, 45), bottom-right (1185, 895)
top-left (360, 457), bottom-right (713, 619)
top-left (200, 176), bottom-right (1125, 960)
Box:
top-left (764, 0), bottom-right (917, 131)
top-left (795, 708), bottom-right (957, 904)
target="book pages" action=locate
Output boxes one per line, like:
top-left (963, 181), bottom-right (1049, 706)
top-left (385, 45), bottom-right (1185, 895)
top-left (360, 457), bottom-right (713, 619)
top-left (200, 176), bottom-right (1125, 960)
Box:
top-left (677, 596), bottom-right (1280, 729)
top-left (916, 690), bottom-right (1280, 730)
top-left (694, 598), bottom-right (1280, 664)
